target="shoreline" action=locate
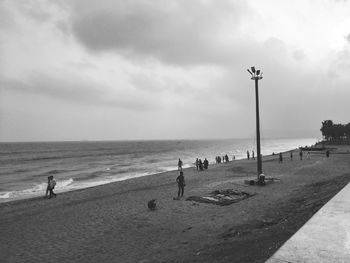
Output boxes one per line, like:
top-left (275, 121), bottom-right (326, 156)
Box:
top-left (0, 145), bottom-right (307, 205)
top-left (0, 137), bottom-right (317, 204)
top-left (2, 144), bottom-right (349, 262)
top-left (0, 157), bottom-right (244, 206)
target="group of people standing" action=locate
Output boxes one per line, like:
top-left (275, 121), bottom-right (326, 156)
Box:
top-left (246, 150), bottom-right (255, 160)
top-left (277, 149), bottom-right (330, 163)
top-left (44, 149), bottom-right (332, 203)
top-left (195, 158), bottom-right (209, 171)
top-left (277, 150), bottom-right (301, 163)
top-left (215, 154), bottom-right (230, 164)
top-left (175, 156), bottom-right (210, 198)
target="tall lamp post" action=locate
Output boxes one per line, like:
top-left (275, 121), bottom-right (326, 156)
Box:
top-left (247, 67), bottom-right (263, 179)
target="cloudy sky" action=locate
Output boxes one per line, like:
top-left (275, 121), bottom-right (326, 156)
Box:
top-left (1, 0), bottom-right (350, 142)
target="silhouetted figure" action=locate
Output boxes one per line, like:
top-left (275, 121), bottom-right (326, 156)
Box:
top-left (203, 158), bottom-right (209, 169)
top-left (290, 151), bottom-right (293, 160)
top-left (176, 171), bottom-right (185, 198)
top-left (252, 151), bottom-right (255, 160)
top-left (299, 150), bottom-right (303, 160)
top-left (195, 158), bottom-right (199, 170)
top-left (247, 151), bottom-right (250, 160)
top-left (326, 150), bottom-right (330, 158)
top-left (199, 159), bottom-right (203, 171)
top-left (47, 176), bottom-right (56, 199)
top-left (233, 155), bottom-right (235, 161)
top-left (279, 152), bottom-right (283, 163)
top-left (148, 199), bottom-right (156, 210)
top-left (178, 158), bottom-right (183, 171)
top-left (225, 154), bottom-right (229, 163)
top-left (45, 176), bottom-right (51, 198)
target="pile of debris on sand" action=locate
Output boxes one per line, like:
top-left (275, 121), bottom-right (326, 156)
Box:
top-left (186, 189), bottom-right (255, 206)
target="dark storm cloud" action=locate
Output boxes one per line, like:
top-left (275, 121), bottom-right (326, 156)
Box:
top-left (70, 0), bottom-right (249, 65)
top-left (0, 73), bottom-right (155, 111)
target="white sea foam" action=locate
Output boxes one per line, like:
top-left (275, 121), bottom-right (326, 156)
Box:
top-left (0, 192), bottom-right (11, 199)
top-left (55, 178), bottom-right (74, 189)
top-left (0, 178), bottom-right (75, 202)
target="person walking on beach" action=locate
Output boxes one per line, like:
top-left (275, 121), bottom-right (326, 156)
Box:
top-left (47, 176), bottom-right (56, 199)
top-left (45, 176), bottom-right (51, 198)
top-left (279, 152), bottom-right (283, 163)
top-left (299, 150), bottom-right (303, 160)
top-left (252, 151), bottom-right (255, 160)
top-left (176, 171), bottom-right (185, 198)
top-left (195, 158), bottom-right (199, 170)
top-left (290, 151), bottom-right (293, 161)
top-left (247, 150), bottom-right (250, 160)
top-left (178, 158), bottom-right (183, 171)
top-left (326, 150), bottom-right (330, 158)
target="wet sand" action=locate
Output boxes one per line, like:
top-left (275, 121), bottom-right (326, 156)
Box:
top-left (1, 145), bottom-right (350, 263)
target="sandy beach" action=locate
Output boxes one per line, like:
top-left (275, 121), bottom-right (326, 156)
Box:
top-left (1, 145), bottom-right (350, 263)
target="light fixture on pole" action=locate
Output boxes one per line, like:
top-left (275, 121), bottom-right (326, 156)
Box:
top-left (247, 66), bottom-right (263, 179)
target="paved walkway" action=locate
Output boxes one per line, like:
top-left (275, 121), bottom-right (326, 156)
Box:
top-left (267, 182), bottom-right (350, 263)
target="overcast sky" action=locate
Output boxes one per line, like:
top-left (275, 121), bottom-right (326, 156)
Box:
top-left (1, 0), bottom-right (350, 142)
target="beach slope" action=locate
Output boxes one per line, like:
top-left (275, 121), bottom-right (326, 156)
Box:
top-left (1, 145), bottom-right (350, 263)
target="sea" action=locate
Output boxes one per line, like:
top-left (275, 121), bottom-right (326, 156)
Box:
top-left (0, 138), bottom-right (316, 203)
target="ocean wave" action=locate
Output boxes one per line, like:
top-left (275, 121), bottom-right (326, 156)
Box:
top-left (74, 173), bottom-right (101, 181)
top-left (13, 169), bottom-right (28, 173)
top-left (73, 168), bottom-right (117, 181)
top-left (31, 169), bottom-right (67, 178)
top-left (47, 169), bottom-right (66, 175)
top-left (153, 164), bottom-right (192, 173)
top-left (145, 159), bottom-right (159, 164)
top-left (15, 151), bottom-right (137, 163)
top-left (116, 163), bottom-right (132, 167)
top-left (0, 192), bottom-right (11, 199)
top-left (56, 178), bottom-right (74, 188)
top-left (0, 178), bottom-right (74, 201)
top-left (74, 167), bottom-right (138, 182)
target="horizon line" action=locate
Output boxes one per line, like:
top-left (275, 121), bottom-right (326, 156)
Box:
top-left (0, 136), bottom-right (319, 144)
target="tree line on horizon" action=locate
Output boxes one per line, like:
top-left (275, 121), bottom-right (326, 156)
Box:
top-left (320, 120), bottom-right (350, 143)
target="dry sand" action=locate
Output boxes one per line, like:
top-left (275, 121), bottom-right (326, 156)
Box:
top-left (1, 145), bottom-right (350, 263)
